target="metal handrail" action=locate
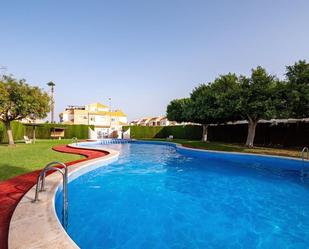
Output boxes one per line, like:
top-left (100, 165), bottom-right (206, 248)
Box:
top-left (33, 162), bottom-right (68, 229)
top-left (302, 147), bottom-right (309, 161)
top-left (40, 161), bottom-right (67, 191)
top-left (301, 147), bottom-right (309, 178)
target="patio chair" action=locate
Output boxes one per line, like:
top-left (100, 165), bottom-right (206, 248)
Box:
top-left (24, 136), bottom-right (33, 144)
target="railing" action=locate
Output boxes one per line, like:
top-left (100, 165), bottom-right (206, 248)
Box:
top-left (33, 161), bottom-right (68, 229)
top-left (301, 147), bottom-right (309, 178)
top-left (100, 138), bottom-right (131, 145)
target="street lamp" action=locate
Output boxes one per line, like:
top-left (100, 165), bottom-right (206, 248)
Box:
top-left (47, 81), bottom-right (55, 123)
top-left (0, 66), bottom-right (7, 79)
top-left (109, 98), bottom-right (112, 136)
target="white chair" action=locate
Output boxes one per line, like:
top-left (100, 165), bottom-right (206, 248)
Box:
top-left (167, 135), bottom-right (173, 140)
top-left (24, 136), bottom-right (33, 144)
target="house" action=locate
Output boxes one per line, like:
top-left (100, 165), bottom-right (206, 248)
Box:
top-left (59, 102), bottom-right (128, 139)
top-left (138, 117), bottom-right (152, 126)
top-left (129, 116), bottom-right (179, 126)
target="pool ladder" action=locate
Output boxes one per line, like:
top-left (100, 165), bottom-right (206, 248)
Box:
top-left (33, 161), bottom-right (68, 229)
top-left (301, 147), bottom-right (309, 178)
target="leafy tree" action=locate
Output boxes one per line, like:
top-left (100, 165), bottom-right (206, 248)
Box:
top-left (186, 74), bottom-right (239, 141)
top-left (167, 74), bottom-right (237, 141)
top-left (237, 67), bottom-right (277, 147)
top-left (0, 76), bottom-right (50, 146)
top-left (166, 98), bottom-right (191, 123)
top-left (209, 73), bottom-right (240, 122)
top-left (167, 74), bottom-right (239, 142)
top-left (186, 84), bottom-right (215, 141)
top-left (285, 60), bottom-right (309, 118)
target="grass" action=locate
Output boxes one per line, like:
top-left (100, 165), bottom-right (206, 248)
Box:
top-left (141, 138), bottom-right (302, 159)
top-left (0, 139), bottom-right (84, 181)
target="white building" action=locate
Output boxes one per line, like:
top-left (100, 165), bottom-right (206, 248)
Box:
top-left (129, 116), bottom-right (178, 126)
top-left (60, 102), bottom-right (128, 139)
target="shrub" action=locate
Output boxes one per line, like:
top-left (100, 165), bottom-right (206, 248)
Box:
top-left (0, 122), bottom-right (93, 143)
top-left (124, 125), bottom-right (202, 139)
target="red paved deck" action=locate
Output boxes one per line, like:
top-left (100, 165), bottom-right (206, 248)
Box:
top-left (0, 144), bottom-right (107, 249)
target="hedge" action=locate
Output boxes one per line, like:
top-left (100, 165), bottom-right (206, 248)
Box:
top-left (0, 121), bottom-right (26, 142)
top-left (163, 125), bottom-right (203, 139)
top-left (0, 121), bottom-right (93, 143)
top-left (125, 125), bottom-right (202, 140)
top-left (124, 123), bottom-right (309, 147)
top-left (208, 122), bottom-right (309, 147)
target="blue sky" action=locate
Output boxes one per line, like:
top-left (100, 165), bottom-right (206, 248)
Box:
top-left (1, 0), bottom-right (309, 121)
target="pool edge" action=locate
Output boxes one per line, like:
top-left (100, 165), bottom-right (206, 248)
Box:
top-left (8, 140), bottom-right (308, 249)
top-left (8, 144), bottom-right (119, 249)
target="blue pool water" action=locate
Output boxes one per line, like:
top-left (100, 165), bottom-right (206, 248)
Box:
top-left (56, 142), bottom-right (309, 249)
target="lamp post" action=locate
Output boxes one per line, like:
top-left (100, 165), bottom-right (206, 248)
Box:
top-left (0, 66), bottom-right (7, 80)
top-left (109, 98), bottom-right (112, 136)
top-left (47, 81), bottom-right (55, 123)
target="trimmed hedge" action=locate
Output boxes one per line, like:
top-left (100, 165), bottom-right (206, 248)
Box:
top-left (0, 121), bottom-right (93, 143)
top-left (25, 124), bottom-right (92, 139)
top-left (0, 121), bottom-right (26, 142)
top-left (125, 123), bottom-right (309, 147)
top-left (125, 125), bottom-right (202, 140)
top-left (163, 125), bottom-right (203, 139)
top-left (128, 126), bottom-right (164, 138)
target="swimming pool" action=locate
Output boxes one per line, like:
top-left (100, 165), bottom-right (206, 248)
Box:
top-left (56, 141), bottom-right (309, 249)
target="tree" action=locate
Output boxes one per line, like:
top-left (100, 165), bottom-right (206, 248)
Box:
top-left (167, 74), bottom-right (239, 142)
top-left (166, 98), bottom-right (191, 123)
top-left (237, 67), bottom-right (277, 147)
top-left (285, 60), bottom-right (309, 118)
top-left (208, 73), bottom-right (240, 123)
top-left (0, 76), bottom-right (50, 146)
top-left (187, 73), bottom-right (239, 142)
top-left (186, 84), bottom-right (214, 141)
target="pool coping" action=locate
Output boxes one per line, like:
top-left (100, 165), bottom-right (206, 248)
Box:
top-left (8, 140), bottom-right (308, 249)
top-left (8, 144), bottom-right (119, 249)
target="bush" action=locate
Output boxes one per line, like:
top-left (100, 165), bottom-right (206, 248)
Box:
top-left (163, 125), bottom-right (202, 139)
top-left (124, 125), bottom-right (202, 139)
top-left (0, 122), bottom-right (93, 143)
top-left (25, 124), bottom-right (93, 139)
top-left (128, 126), bottom-right (164, 138)
top-left (0, 121), bottom-right (25, 143)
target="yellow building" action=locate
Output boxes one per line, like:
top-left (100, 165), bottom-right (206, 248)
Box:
top-left (60, 102), bottom-right (128, 138)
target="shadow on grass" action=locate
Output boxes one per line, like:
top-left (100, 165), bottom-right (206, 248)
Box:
top-left (0, 164), bottom-right (35, 182)
top-left (176, 141), bottom-right (246, 152)
top-left (142, 138), bottom-right (301, 158)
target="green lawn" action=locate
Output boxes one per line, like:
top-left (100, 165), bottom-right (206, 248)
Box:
top-left (141, 138), bottom-right (302, 159)
top-left (0, 139), bottom-right (84, 181)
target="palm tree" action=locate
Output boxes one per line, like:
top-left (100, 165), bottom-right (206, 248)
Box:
top-left (47, 81), bottom-right (55, 123)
